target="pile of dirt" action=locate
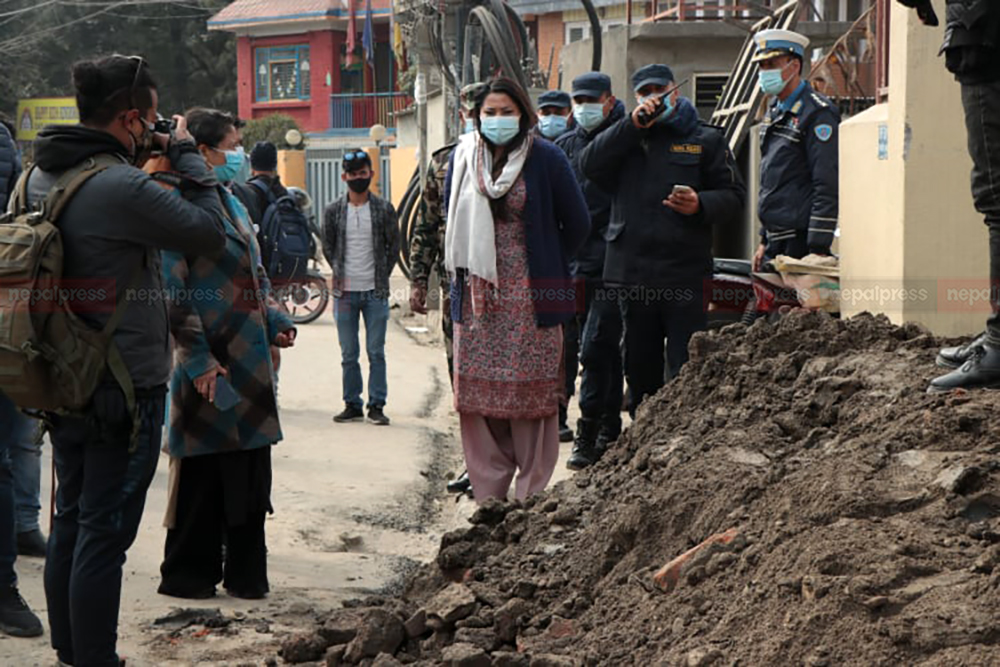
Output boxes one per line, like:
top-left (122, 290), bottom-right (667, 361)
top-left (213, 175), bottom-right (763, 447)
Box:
top-left (284, 311), bottom-right (1000, 666)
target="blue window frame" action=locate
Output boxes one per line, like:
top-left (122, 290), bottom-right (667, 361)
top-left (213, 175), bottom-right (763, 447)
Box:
top-left (255, 45), bottom-right (311, 102)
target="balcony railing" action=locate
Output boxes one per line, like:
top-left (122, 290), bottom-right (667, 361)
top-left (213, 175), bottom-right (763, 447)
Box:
top-left (329, 92), bottom-right (413, 131)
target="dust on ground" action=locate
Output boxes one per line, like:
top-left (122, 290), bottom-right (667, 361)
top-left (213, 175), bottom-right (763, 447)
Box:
top-left (275, 311), bottom-right (1000, 666)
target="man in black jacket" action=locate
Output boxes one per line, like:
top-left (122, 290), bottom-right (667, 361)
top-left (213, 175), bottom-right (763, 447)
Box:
top-left (582, 64), bottom-right (745, 416)
top-left (25, 54), bottom-right (227, 667)
top-left (907, 0), bottom-right (1000, 392)
top-left (556, 72), bottom-right (626, 469)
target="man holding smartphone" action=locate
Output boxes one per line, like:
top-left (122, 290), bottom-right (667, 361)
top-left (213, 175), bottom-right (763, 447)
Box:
top-left (581, 64), bottom-right (745, 416)
top-left (752, 29), bottom-right (840, 270)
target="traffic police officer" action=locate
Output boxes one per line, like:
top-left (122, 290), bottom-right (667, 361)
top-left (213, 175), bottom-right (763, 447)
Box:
top-left (537, 91), bottom-right (577, 440)
top-left (556, 72), bottom-right (627, 470)
top-left (752, 29), bottom-right (840, 271)
top-left (536, 90), bottom-right (573, 141)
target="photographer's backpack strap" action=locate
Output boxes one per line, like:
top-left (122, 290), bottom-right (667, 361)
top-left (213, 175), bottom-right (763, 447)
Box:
top-left (103, 256), bottom-right (147, 451)
top-left (41, 154), bottom-right (125, 222)
top-left (6, 165), bottom-right (36, 216)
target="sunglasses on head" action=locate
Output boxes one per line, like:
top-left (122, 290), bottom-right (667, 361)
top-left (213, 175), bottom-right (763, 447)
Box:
top-left (343, 151), bottom-right (369, 162)
top-left (102, 54), bottom-right (147, 112)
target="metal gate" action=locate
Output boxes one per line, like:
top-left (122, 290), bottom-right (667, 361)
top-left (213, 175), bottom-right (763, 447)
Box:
top-left (306, 149), bottom-right (393, 218)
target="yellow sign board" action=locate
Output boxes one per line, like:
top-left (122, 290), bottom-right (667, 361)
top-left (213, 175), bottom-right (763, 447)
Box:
top-left (16, 98), bottom-right (79, 141)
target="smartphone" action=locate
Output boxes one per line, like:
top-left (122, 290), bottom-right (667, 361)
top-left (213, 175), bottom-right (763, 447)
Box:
top-left (212, 375), bottom-right (241, 412)
top-left (672, 184), bottom-right (694, 197)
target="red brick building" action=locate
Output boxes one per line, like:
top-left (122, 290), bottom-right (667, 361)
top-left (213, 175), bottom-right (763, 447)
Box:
top-left (209, 0), bottom-right (408, 135)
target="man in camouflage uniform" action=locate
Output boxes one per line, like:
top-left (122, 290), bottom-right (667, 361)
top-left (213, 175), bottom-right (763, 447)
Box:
top-left (409, 83), bottom-right (488, 385)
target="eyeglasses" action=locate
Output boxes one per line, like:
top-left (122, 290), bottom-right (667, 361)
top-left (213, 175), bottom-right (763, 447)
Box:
top-left (343, 151), bottom-right (368, 162)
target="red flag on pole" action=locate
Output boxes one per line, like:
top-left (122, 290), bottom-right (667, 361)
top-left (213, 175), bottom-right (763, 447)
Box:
top-left (346, 0), bottom-right (357, 66)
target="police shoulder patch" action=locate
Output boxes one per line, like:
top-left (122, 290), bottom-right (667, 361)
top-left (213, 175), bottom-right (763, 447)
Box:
top-left (814, 124), bottom-right (834, 142)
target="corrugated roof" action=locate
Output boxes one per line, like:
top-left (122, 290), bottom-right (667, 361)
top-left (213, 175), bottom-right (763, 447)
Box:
top-left (209, 0), bottom-right (392, 28)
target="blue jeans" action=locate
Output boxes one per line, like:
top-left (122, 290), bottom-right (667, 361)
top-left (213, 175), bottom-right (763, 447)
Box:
top-left (45, 388), bottom-right (165, 667)
top-left (0, 393), bottom-right (18, 588)
top-left (10, 413), bottom-right (41, 534)
top-left (334, 290), bottom-right (389, 409)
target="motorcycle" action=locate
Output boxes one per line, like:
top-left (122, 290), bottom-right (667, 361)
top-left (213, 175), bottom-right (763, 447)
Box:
top-left (274, 187), bottom-right (330, 325)
top-left (707, 258), bottom-right (801, 327)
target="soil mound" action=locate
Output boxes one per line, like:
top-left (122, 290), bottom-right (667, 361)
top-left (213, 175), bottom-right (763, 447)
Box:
top-left (294, 312), bottom-right (1000, 666)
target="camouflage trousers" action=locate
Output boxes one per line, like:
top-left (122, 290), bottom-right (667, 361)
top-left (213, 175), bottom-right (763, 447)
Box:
top-left (429, 284), bottom-right (454, 387)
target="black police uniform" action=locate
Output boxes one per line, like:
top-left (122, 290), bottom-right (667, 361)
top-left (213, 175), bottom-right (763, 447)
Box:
top-left (582, 97), bottom-right (745, 416)
top-left (758, 81), bottom-right (840, 260)
top-left (556, 98), bottom-right (627, 445)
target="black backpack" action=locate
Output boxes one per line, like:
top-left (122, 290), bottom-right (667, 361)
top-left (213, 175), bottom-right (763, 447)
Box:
top-left (248, 179), bottom-right (314, 282)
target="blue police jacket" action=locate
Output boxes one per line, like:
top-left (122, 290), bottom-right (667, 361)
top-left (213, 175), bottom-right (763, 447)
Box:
top-left (757, 81), bottom-right (840, 252)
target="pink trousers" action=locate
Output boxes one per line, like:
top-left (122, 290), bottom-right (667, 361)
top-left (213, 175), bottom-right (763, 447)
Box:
top-left (460, 413), bottom-right (560, 503)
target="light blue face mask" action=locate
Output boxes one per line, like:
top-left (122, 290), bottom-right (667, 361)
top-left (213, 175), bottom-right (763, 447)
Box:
top-left (538, 114), bottom-right (568, 139)
top-left (758, 64), bottom-right (790, 96)
top-left (464, 118), bottom-right (476, 135)
top-left (480, 115), bottom-right (521, 146)
top-left (573, 103), bottom-right (607, 132)
top-left (213, 145), bottom-right (247, 183)
top-left (639, 93), bottom-right (675, 123)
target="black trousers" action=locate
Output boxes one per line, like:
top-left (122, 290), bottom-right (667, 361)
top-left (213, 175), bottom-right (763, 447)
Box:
top-left (962, 81), bottom-right (1000, 345)
top-left (562, 278), bottom-right (597, 406)
top-left (160, 447), bottom-right (272, 597)
top-left (579, 279), bottom-right (624, 427)
top-left (46, 389), bottom-right (165, 667)
top-left (620, 286), bottom-right (706, 416)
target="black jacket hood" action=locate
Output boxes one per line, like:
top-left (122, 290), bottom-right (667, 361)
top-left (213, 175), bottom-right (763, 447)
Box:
top-left (33, 126), bottom-right (129, 172)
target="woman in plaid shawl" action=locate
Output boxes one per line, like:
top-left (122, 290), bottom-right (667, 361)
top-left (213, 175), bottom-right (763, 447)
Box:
top-left (157, 109), bottom-right (296, 600)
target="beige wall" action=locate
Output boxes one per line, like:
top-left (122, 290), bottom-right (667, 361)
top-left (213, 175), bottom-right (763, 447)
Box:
top-left (840, 0), bottom-right (986, 335)
top-left (389, 146), bottom-right (418, 211)
top-left (276, 150), bottom-right (306, 189)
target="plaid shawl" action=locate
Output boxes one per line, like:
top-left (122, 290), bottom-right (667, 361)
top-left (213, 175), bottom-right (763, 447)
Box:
top-left (163, 187), bottom-right (295, 458)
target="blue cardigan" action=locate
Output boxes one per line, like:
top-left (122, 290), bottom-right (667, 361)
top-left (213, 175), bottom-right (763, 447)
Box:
top-left (444, 137), bottom-right (591, 328)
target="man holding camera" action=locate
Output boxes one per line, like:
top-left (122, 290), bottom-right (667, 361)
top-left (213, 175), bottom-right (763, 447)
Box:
top-left (323, 150), bottom-right (400, 425)
top-left (581, 64), bottom-right (745, 416)
top-left (751, 29), bottom-right (840, 270)
top-left (20, 54), bottom-right (227, 666)
top-left (900, 0), bottom-right (1000, 392)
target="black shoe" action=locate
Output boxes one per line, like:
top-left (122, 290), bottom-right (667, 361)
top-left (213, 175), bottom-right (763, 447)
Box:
top-left (566, 418), bottom-right (601, 471)
top-left (226, 587), bottom-right (268, 600)
top-left (367, 406), bottom-right (391, 426)
top-left (447, 470), bottom-right (471, 494)
top-left (157, 582), bottom-right (217, 600)
top-left (0, 586), bottom-right (44, 638)
top-left (595, 416), bottom-right (622, 457)
top-left (16, 529), bottom-right (47, 558)
top-left (333, 405), bottom-right (365, 423)
top-left (929, 343), bottom-right (1000, 393)
top-left (937, 332), bottom-right (987, 368)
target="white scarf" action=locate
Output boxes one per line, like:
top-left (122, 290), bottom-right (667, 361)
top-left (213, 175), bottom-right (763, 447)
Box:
top-left (445, 132), bottom-right (532, 286)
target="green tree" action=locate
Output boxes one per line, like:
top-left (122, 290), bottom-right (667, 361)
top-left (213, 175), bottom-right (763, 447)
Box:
top-left (0, 1), bottom-right (237, 121)
top-left (241, 114), bottom-right (305, 150)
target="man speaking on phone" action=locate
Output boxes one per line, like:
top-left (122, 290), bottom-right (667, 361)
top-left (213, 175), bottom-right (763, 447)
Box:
top-left (752, 29), bottom-right (840, 270)
top-left (581, 64), bottom-right (745, 415)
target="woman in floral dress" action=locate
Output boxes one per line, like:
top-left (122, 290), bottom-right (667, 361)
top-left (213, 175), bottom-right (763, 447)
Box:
top-left (444, 78), bottom-right (590, 502)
